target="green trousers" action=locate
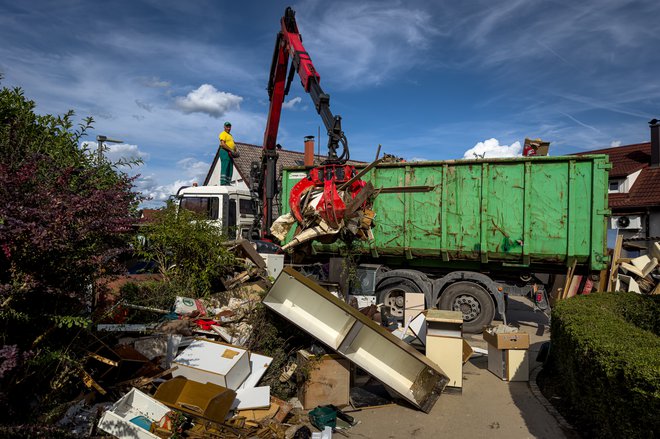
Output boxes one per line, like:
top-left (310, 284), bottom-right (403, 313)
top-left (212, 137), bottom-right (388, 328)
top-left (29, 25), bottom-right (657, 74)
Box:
top-left (219, 148), bottom-right (233, 185)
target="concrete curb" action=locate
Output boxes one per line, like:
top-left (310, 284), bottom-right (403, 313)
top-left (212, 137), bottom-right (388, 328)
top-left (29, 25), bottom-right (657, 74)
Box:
top-left (528, 364), bottom-right (579, 438)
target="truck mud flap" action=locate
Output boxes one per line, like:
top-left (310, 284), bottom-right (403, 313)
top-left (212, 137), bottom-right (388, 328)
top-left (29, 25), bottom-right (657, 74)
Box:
top-left (263, 267), bottom-right (449, 412)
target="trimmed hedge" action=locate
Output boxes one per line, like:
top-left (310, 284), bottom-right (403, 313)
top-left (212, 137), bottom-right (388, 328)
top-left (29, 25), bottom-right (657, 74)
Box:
top-left (549, 292), bottom-right (660, 438)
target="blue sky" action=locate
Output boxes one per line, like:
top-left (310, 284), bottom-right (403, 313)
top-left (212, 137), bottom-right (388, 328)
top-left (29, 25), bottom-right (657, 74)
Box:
top-left (1, 0), bottom-right (658, 205)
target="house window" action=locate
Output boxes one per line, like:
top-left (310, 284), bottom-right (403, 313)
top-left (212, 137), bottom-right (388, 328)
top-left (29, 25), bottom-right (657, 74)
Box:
top-left (179, 197), bottom-right (220, 220)
top-left (239, 198), bottom-right (256, 215)
top-left (608, 180), bottom-right (620, 193)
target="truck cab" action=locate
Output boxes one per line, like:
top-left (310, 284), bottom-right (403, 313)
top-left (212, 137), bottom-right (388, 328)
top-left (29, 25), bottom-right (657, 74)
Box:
top-left (176, 185), bottom-right (256, 240)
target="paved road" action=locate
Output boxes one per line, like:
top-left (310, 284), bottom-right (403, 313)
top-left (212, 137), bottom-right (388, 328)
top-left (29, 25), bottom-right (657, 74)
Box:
top-left (347, 297), bottom-right (570, 439)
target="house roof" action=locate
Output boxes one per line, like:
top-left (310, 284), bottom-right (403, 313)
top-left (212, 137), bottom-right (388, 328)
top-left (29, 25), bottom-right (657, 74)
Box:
top-left (622, 166), bottom-right (660, 208)
top-left (575, 141), bottom-right (660, 210)
top-left (574, 142), bottom-right (651, 178)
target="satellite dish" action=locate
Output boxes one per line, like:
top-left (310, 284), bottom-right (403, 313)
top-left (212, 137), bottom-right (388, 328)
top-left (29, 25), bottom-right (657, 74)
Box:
top-left (617, 216), bottom-right (630, 228)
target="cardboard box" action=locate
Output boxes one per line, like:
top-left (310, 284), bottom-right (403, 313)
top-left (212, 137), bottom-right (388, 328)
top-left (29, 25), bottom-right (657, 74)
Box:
top-left (487, 344), bottom-right (529, 381)
top-left (296, 349), bottom-right (350, 410)
top-left (98, 388), bottom-right (170, 439)
top-left (483, 331), bottom-right (530, 350)
top-left (154, 376), bottom-right (236, 424)
top-left (172, 339), bottom-right (250, 390)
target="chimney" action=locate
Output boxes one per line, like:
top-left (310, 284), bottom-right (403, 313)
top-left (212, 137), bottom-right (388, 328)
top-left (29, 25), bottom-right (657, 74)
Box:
top-left (650, 119), bottom-right (660, 167)
top-left (304, 136), bottom-right (315, 166)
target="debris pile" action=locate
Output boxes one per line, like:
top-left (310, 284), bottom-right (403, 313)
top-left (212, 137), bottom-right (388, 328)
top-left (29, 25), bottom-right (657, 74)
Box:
top-left (58, 238), bottom-right (529, 438)
top-left (557, 239), bottom-right (660, 299)
top-left (609, 241), bottom-right (660, 295)
top-left (273, 160), bottom-right (385, 251)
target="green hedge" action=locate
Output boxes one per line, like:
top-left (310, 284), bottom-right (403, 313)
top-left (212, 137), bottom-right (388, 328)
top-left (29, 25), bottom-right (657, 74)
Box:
top-left (550, 292), bottom-right (660, 438)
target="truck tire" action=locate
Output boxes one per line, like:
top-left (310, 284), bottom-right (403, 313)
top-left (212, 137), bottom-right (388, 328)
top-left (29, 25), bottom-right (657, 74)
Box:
top-left (437, 281), bottom-right (495, 333)
top-left (377, 280), bottom-right (422, 319)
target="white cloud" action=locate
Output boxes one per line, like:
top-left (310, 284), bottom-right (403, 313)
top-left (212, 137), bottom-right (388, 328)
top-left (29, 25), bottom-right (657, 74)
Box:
top-left (408, 157), bottom-right (429, 162)
top-left (177, 157), bottom-right (210, 181)
top-left (132, 157), bottom-right (210, 204)
top-left (463, 138), bottom-right (521, 159)
top-left (282, 97), bottom-right (302, 109)
top-left (140, 76), bottom-right (171, 88)
top-left (106, 143), bottom-right (150, 162)
top-left (610, 140), bottom-right (622, 147)
top-left (134, 175), bottom-right (188, 203)
top-left (80, 141), bottom-right (150, 163)
top-left (174, 84), bottom-right (243, 118)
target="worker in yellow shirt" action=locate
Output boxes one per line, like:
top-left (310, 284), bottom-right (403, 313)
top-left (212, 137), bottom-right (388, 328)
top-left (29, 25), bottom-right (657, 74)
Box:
top-left (218, 121), bottom-right (239, 185)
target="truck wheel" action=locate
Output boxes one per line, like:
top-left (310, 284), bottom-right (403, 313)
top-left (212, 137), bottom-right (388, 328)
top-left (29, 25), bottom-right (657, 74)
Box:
top-left (376, 280), bottom-right (421, 319)
top-left (437, 281), bottom-right (495, 333)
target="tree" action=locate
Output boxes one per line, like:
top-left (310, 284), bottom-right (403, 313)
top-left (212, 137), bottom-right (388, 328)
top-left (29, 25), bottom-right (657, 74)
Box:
top-left (0, 84), bottom-right (141, 422)
top-left (134, 201), bottom-right (237, 298)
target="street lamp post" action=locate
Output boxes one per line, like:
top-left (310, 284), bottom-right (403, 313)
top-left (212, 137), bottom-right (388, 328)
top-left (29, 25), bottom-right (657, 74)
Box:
top-left (96, 135), bottom-right (123, 163)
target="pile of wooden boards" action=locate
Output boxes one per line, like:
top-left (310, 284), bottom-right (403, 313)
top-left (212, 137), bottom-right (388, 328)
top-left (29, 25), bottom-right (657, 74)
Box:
top-left (607, 238), bottom-right (660, 295)
top-left (558, 239), bottom-right (660, 299)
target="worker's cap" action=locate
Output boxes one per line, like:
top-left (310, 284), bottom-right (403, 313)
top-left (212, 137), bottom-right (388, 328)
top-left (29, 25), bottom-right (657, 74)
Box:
top-left (224, 121), bottom-right (232, 127)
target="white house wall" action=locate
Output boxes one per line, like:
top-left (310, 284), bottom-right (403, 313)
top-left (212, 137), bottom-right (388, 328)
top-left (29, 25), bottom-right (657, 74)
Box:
top-left (622, 169), bottom-right (642, 193)
top-left (207, 160), bottom-right (248, 190)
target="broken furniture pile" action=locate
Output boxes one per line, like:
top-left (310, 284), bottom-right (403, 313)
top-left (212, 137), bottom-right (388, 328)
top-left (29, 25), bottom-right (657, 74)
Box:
top-left (557, 239), bottom-right (660, 299)
top-left (608, 240), bottom-right (660, 295)
top-left (85, 247), bottom-right (534, 438)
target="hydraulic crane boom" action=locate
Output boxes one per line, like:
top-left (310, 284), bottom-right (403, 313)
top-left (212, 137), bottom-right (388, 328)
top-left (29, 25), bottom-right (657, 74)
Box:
top-left (253, 6), bottom-right (351, 238)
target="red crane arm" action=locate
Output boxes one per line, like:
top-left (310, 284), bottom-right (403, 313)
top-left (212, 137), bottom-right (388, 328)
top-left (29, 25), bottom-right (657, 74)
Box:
top-left (254, 7), bottom-right (352, 239)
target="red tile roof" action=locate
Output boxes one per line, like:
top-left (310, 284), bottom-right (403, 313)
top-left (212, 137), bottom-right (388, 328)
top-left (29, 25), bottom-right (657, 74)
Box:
top-left (624, 166), bottom-right (660, 208)
top-left (575, 142), bottom-right (651, 178)
top-left (576, 142), bottom-right (660, 209)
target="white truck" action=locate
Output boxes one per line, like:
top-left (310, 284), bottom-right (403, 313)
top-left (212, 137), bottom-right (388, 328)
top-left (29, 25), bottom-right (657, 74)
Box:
top-left (176, 185), bottom-right (256, 241)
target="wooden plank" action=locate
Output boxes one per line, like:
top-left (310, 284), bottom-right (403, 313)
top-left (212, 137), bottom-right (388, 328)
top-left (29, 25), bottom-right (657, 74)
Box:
top-left (607, 235), bottom-right (624, 291)
top-left (597, 269), bottom-right (608, 292)
top-left (565, 275), bottom-right (582, 298)
top-left (560, 259), bottom-right (577, 300)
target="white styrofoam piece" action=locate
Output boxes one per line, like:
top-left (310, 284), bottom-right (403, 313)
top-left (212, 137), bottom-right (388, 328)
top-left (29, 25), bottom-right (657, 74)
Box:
top-left (238, 353), bottom-right (273, 390)
top-left (232, 386), bottom-right (271, 410)
top-left (98, 388), bottom-right (170, 439)
top-left (259, 253), bottom-right (285, 279)
top-left (408, 313), bottom-right (427, 346)
top-left (173, 339), bottom-right (250, 390)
